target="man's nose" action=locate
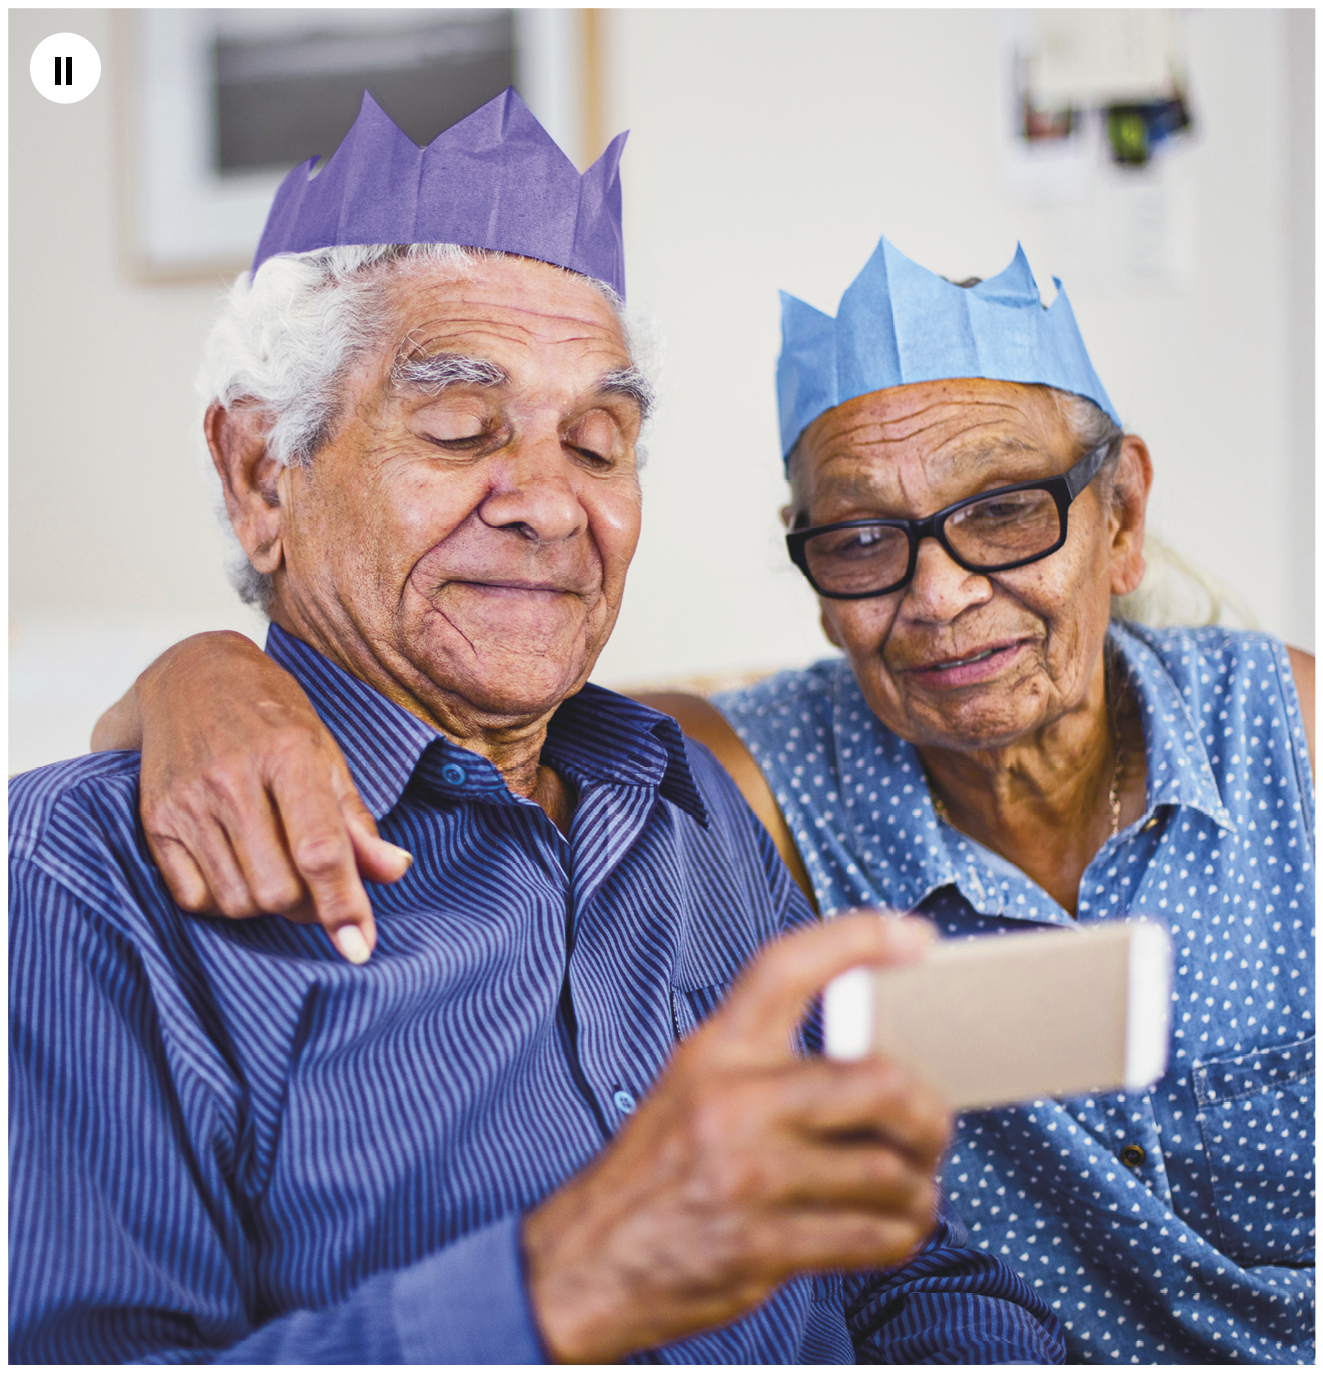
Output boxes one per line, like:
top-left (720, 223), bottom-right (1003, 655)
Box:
top-left (900, 536), bottom-right (993, 621)
top-left (478, 441), bottom-right (587, 546)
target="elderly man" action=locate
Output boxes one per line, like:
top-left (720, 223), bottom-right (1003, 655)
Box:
top-left (97, 211), bottom-right (1315, 1361)
top-left (9, 93), bottom-right (1065, 1364)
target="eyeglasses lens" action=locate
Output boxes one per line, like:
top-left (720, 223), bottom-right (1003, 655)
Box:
top-left (803, 524), bottom-right (910, 596)
top-left (944, 489), bottom-right (1061, 566)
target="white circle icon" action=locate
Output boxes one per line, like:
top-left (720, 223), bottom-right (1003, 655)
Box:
top-left (31, 33), bottom-right (101, 104)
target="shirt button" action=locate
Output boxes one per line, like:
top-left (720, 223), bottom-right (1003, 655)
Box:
top-left (612, 1089), bottom-right (637, 1115)
top-left (1120, 1143), bottom-right (1146, 1168)
top-left (440, 763), bottom-right (467, 786)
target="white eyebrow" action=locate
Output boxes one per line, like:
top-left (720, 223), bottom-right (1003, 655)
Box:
top-left (392, 353), bottom-right (653, 424)
top-left (598, 366), bottom-right (654, 423)
top-left (390, 352), bottom-right (508, 394)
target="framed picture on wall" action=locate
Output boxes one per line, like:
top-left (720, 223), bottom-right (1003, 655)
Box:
top-left (115, 8), bottom-right (598, 282)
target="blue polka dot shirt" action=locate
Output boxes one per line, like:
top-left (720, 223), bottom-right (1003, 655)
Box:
top-left (716, 622), bottom-right (1314, 1363)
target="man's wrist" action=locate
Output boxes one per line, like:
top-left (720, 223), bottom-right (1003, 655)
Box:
top-left (521, 1181), bottom-right (646, 1364)
top-left (522, 1190), bottom-right (597, 1362)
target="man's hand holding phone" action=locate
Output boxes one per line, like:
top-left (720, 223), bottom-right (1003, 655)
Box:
top-left (522, 912), bottom-right (952, 1363)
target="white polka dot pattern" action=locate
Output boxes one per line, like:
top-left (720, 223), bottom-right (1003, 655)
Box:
top-left (715, 623), bottom-right (1315, 1363)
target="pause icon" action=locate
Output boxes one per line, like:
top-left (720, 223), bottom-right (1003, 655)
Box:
top-left (30, 32), bottom-right (101, 103)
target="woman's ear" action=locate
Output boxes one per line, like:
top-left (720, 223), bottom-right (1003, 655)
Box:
top-left (205, 402), bottom-right (286, 578)
top-left (1107, 434), bottom-right (1153, 598)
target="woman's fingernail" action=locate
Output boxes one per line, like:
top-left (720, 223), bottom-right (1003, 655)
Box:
top-left (333, 925), bottom-right (372, 965)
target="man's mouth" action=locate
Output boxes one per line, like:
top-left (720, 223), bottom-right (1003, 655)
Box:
top-left (441, 578), bottom-right (573, 599)
top-left (466, 579), bottom-right (560, 591)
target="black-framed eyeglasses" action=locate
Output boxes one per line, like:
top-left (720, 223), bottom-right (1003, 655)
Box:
top-left (785, 437), bottom-right (1117, 601)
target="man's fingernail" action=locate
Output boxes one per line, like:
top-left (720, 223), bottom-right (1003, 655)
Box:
top-left (389, 844), bottom-right (413, 867)
top-left (333, 925), bottom-right (372, 964)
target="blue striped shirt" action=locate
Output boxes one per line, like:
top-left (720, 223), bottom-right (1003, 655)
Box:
top-left (10, 623), bottom-right (1063, 1364)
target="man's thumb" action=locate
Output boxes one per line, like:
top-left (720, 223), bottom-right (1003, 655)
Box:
top-left (711, 911), bottom-right (934, 1061)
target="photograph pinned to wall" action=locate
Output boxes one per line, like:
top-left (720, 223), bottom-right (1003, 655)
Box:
top-left (116, 8), bottom-right (596, 282)
top-left (998, 8), bottom-right (1196, 291)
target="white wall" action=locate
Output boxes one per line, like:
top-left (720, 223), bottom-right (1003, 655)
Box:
top-left (10, 9), bottom-right (269, 772)
top-left (9, 8), bottom-right (1314, 773)
top-left (593, 7), bottom-right (1314, 685)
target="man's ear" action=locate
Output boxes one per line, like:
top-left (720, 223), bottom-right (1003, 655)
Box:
top-left (1106, 434), bottom-right (1153, 598)
top-left (205, 402), bottom-right (286, 577)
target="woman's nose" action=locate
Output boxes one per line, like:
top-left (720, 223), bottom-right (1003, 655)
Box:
top-left (902, 535), bottom-right (992, 621)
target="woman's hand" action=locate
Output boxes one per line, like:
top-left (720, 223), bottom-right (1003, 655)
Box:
top-left (92, 632), bottom-right (411, 963)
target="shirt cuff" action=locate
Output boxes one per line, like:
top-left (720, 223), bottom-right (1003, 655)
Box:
top-left (392, 1214), bottom-right (547, 1363)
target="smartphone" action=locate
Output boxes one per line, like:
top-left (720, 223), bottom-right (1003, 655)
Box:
top-left (823, 920), bottom-right (1172, 1111)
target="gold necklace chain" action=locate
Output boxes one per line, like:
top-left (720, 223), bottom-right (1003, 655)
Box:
top-left (930, 730), bottom-right (1124, 839)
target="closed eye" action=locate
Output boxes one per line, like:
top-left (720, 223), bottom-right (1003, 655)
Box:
top-left (422, 422), bottom-right (504, 454)
top-left (427, 433), bottom-right (485, 449)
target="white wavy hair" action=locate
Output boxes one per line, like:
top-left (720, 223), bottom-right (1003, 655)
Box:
top-left (198, 243), bottom-right (660, 609)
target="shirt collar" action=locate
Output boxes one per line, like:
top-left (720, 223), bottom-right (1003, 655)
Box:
top-left (824, 667), bottom-right (971, 916)
top-left (1109, 620), bottom-right (1236, 832)
top-left (265, 624), bottom-right (707, 826)
top-left (541, 682), bottom-right (710, 825)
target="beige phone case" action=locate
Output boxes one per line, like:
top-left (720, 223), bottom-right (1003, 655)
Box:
top-left (824, 922), bottom-right (1172, 1111)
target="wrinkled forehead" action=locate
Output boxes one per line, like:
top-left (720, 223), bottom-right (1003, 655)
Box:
top-left (379, 255), bottom-right (629, 372)
top-left (793, 377), bottom-right (1074, 498)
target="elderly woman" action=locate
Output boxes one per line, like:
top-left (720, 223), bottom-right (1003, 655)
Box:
top-left (94, 236), bottom-right (1313, 1364)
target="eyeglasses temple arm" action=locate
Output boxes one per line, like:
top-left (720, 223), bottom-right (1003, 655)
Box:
top-left (1063, 438), bottom-right (1116, 500)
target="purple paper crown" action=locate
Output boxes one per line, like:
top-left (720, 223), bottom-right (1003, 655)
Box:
top-left (252, 88), bottom-right (628, 298)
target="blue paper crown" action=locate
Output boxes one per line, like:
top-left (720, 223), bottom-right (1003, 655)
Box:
top-left (776, 236), bottom-right (1118, 460)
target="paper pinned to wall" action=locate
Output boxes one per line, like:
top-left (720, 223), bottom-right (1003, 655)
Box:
top-left (1029, 10), bottom-right (1185, 108)
top-left (999, 10), bottom-right (1195, 291)
top-left (1043, 149), bottom-right (1195, 291)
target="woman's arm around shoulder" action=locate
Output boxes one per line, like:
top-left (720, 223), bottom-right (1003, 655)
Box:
top-left (91, 631), bottom-right (411, 960)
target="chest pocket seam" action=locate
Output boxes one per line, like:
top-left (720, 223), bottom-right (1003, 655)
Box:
top-left (1192, 1035), bottom-right (1316, 1107)
top-left (1191, 1035), bottom-right (1315, 1267)
top-left (670, 983), bottom-right (731, 1042)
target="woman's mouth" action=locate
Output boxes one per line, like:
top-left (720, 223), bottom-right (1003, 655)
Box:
top-left (907, 640), bottom-right (1027, 688)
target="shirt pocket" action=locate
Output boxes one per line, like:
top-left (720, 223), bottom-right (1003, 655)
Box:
top-left (670, 981), bottom-right (819, 1058)
top-left (670, 983), bottom-right (731, 1041)
top-left (1192, 1034), bottom-right (1314, 1267)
